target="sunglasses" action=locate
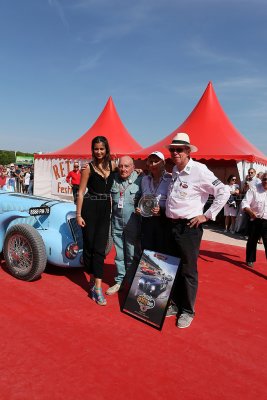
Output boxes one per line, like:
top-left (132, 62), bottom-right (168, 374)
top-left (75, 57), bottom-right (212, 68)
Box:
top-left (262, 178), bottom-right (267, 182)
top-left (231, 178), bottom-right (236, 181)
top-left (169, 147), bottom-right (187, 153)
top-left (248, 171), bottom-right (254, 174)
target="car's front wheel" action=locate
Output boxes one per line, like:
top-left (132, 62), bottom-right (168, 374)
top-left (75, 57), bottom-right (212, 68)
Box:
top-left (3, 224), bottom-right (47, 281)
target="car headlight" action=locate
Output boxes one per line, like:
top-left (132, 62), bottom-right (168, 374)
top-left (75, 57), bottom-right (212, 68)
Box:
top-left (65, 243), bottom-right (79, 259)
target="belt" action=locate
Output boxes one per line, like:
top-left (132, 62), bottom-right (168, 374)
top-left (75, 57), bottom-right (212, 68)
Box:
top-left (167, 218), bottom-right (191, 224)
top-left (89, 194), bottom-right (110, 200)
top-left (85, 192), bottom-right (110, 200)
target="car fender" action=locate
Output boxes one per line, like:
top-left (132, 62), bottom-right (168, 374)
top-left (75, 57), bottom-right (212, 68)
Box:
top-left (39, 228), bottom-right (75, 266)
top-left (0, 211), bottom-right (29, 252)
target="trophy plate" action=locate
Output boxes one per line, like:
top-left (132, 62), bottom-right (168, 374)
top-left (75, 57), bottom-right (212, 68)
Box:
top-left (138, 194), bottom-right (158, 217)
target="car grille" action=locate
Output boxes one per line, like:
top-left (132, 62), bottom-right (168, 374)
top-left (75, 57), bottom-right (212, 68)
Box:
top-left (68, 218), bottom-right (83, 249)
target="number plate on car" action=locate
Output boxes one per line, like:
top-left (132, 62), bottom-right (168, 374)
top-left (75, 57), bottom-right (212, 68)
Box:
top-left (29, 207), bottom-right (50, 216)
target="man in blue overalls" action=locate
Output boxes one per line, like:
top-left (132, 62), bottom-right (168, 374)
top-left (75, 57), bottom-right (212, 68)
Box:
top-left (106, 156), bottom-right (142, 295)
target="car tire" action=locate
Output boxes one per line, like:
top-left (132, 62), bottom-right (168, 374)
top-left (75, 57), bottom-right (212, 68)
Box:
top-left (3, 224), bottom-right (47, 281)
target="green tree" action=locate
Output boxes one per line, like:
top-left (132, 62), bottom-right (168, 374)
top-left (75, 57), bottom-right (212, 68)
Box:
top-left (0, 150), bottom-right (16, 165)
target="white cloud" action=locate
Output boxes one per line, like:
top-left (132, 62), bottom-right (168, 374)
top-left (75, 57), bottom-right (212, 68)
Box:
top-left (48, 0), bottom-right (69, 28)
top-left (76, 52), bottom-right (104, 71)
top-left (216, 77), bottom-right (267, 90)
top-left (185, 38), bottom-right (247, 65)
top-left (68, 0), bottom-right (162, 43)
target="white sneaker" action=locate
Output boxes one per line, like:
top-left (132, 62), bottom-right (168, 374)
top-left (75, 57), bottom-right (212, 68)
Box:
top-left (105, 283), bottom-right (121, 295)
top-left (176, 313), bottom-right (194, 329)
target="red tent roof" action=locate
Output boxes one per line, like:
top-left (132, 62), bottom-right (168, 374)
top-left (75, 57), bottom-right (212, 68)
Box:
top-left (132, 82), bottom-right (267, 164)
top-left (35, 97), bottom-right (142, 159)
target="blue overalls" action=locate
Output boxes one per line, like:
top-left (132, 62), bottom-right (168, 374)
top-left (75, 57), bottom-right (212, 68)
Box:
top-left (111, 171), bottom-right (142, 284)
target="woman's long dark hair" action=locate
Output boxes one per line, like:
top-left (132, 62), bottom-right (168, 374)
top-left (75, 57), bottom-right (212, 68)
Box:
top-left (91, 136), bottom-right (111, 169)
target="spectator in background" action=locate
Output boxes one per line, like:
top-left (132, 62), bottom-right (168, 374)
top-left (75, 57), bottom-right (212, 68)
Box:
top-left (23, 167), bottom-right (31, 194)
top-left (223, 174), bottom-right (239, 234)
top-left (0, 168), bottom-right (8, 189)
top-left (241, 172), bottom-right (267, 267)
top-left (8, 164), bottom-right (16, 191)
top-left (19, 167), bottom-right (26, 193)
top-left (236, 168), bottom-right (262, 236)
top-left (14, 165), bottom-right (22, 192)
top-left (66, 161), bottom-right (81, 203)
top-left (242, 168), bottom-right (261, 193)
top-left (255, 172), bottom-right (264, 244)
top-left (28, 165), bottom-right (34, 195)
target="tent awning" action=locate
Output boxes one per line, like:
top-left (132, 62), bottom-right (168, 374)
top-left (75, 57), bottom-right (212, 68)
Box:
top-left (130, 82), bottom-right (267, 165)
top-left (35, 97), bottom-right (142, 160)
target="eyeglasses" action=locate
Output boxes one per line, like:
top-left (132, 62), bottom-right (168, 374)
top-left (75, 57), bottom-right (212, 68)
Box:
top-left (169, 147), bottom-right (187, 153)
top-left (262, 178), bottom-right (267, 182)
top-left (74, 166), bottom-right (79, 169)
top-left (248, 171), bottom-right (254, 174)
top-left (231, 178), bottom-right (236, 181)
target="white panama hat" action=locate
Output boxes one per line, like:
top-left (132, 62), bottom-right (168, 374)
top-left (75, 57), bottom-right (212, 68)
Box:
top-left (168, 132), bottom-right (198, 153)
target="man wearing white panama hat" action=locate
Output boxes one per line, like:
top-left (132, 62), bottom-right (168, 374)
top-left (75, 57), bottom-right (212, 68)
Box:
top-left (165, 132), bottom-right (230, 328)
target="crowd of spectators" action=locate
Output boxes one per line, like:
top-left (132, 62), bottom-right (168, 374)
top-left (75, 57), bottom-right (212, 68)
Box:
top-left (0, 164), bottom-right (34, 194)
top-left (221, 168), bottom-right (265, 236)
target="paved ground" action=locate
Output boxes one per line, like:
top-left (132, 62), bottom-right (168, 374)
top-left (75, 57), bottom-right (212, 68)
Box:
top-left (203, 223), bottom-right (265, 250)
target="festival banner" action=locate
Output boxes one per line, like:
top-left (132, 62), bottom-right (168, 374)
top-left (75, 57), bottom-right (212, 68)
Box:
top-left (16, 155), bottom-right (34, 165)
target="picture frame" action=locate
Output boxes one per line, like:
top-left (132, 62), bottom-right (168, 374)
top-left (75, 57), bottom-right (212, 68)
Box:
top-left (122, 249), bottom-right (181, 330)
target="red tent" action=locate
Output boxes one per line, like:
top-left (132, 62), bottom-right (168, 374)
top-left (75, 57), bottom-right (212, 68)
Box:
top-left (131, 82), bottom-right (267, 164)
top-left (35, 97), bottom-right (142, 159)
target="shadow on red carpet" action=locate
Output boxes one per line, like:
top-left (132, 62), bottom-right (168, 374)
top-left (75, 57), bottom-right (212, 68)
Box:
top-left (0, 241), bottom-right (266, 400)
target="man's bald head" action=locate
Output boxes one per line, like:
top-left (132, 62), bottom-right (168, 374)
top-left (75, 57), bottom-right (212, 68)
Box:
top-left (118, 156), bottom-right (135, 180)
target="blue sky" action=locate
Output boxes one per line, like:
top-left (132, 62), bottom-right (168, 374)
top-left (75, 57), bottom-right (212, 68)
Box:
top-left (1, 0), bottom-right (267, 155)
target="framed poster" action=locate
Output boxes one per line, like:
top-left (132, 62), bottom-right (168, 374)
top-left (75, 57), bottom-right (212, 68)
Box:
top-left (122, 249), bottom-right (180, 330)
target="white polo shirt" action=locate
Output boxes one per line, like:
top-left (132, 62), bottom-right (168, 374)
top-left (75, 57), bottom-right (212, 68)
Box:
top-left (165, 159), bottom-right (230, 220)
top-left (241, 183), bottom-right (267, 219)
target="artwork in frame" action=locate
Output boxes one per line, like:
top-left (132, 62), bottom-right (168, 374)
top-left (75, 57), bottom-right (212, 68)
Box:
top-left (122, 249), bottom-right (181, 330)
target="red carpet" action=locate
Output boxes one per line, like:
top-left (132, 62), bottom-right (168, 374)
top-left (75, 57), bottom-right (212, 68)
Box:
top-left (0, 241), bottom-right (266, 400)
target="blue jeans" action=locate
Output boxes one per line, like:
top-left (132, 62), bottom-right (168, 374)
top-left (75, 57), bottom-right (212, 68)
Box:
top-left (112, 227), bottom-right (141, 284)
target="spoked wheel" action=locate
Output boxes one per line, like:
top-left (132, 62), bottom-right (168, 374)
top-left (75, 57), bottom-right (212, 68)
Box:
top-left (3, 224), bottom-right (47, 281)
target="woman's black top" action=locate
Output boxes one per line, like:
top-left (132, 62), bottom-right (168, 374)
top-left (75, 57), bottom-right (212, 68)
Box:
top-left (87, 161), bottom-right (114, 195)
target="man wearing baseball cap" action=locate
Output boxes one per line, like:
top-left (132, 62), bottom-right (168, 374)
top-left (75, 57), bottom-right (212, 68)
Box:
top-left (165, 133), bottom-right (230, 328)
top-left (136, 151), bottom-right (172, 253)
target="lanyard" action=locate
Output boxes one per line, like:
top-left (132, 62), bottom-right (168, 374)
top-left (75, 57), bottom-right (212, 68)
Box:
top-left (149, 174), bottom-right (164, 195)
top-left (119, 179), bottom-right (132, 197)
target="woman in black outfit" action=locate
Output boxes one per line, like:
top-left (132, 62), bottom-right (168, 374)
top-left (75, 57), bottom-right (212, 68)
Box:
top-left (76, 136), bottom-right (116, 305)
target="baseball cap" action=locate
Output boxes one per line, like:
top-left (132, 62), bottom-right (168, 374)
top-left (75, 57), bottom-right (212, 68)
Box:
top-left (148, 151), bottom-right (165, 161)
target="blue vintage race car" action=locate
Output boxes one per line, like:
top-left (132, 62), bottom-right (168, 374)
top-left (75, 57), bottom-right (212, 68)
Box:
top-left (137, 274), bottom-right (172, 298)
top-left (0, 190), bottom-right (112, 281)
